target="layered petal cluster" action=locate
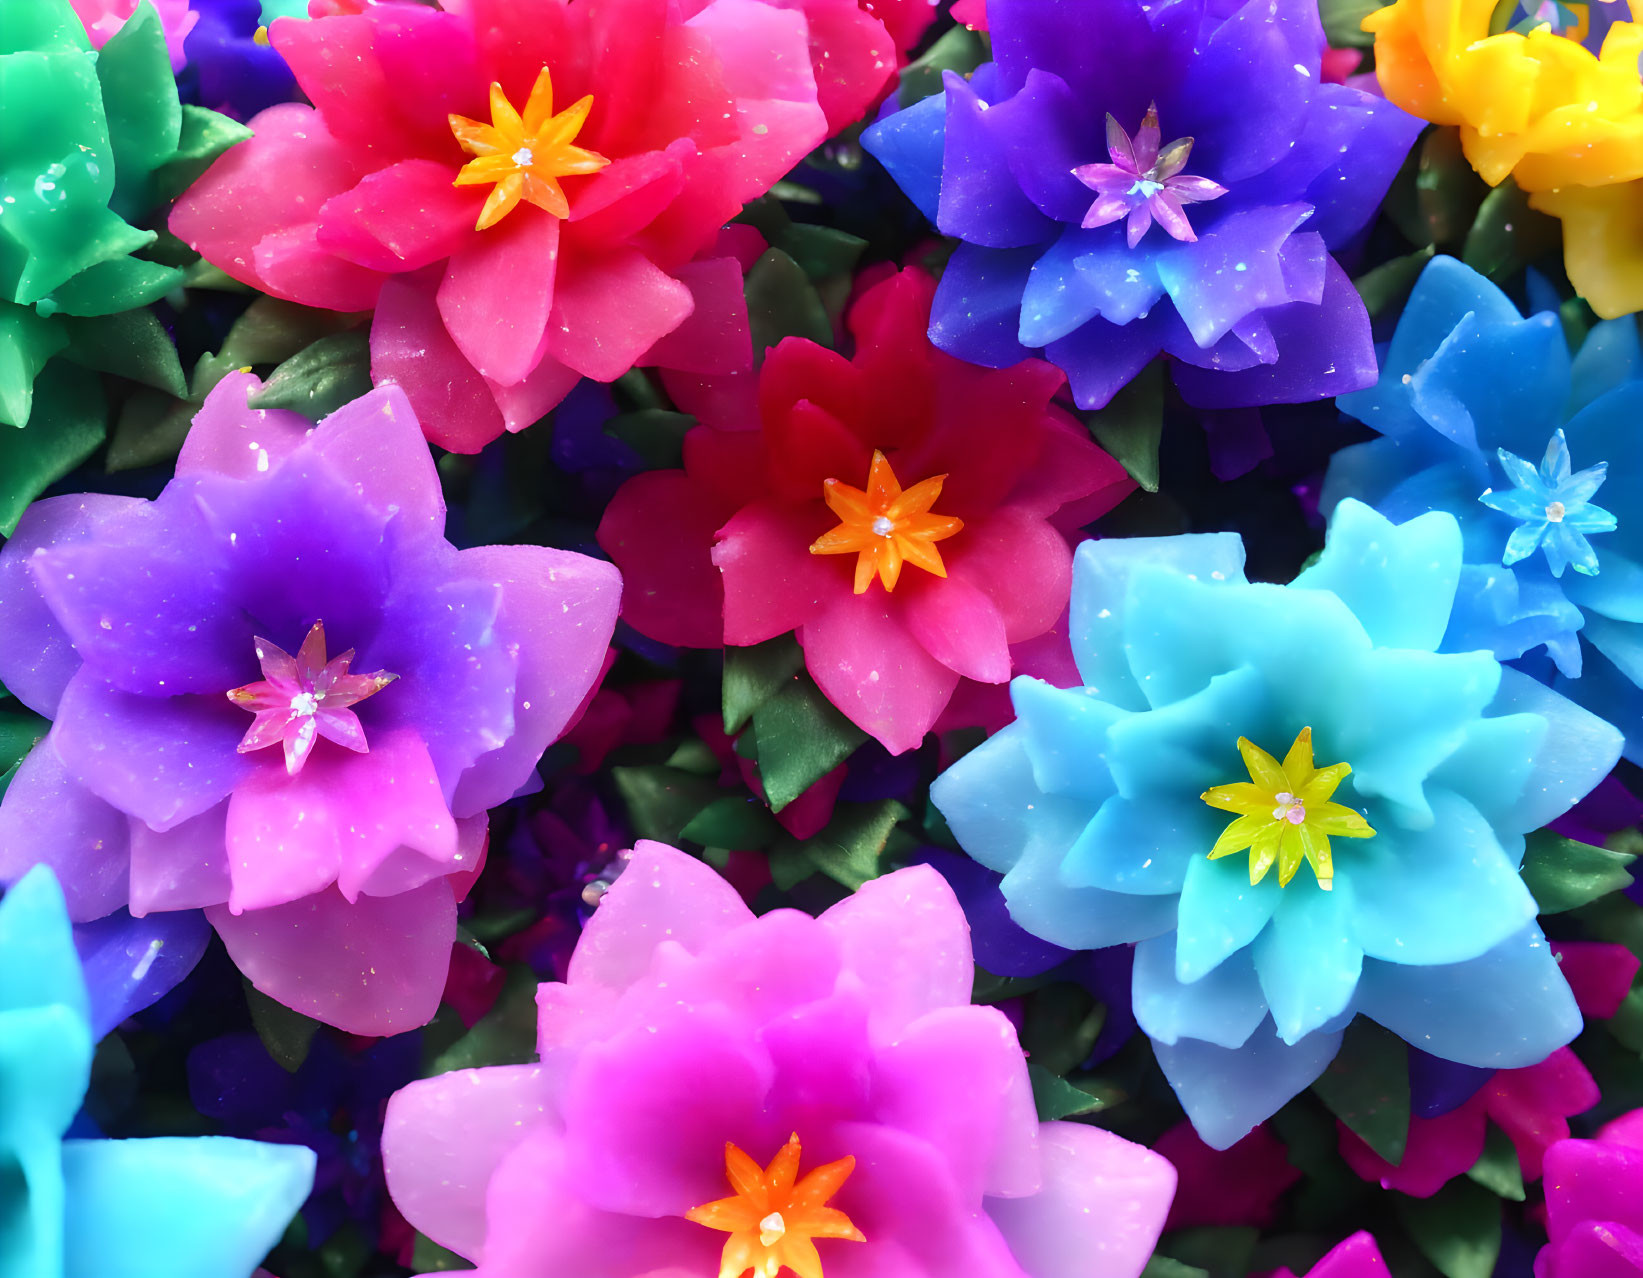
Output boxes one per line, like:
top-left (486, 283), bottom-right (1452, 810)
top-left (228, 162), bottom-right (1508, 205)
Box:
top-left (1538, 1109), bottom-right (1643, 1278)
top-left (0, 375), bottom-right (620, 1035)
top-left (1365, 0), bottom-right (1643, 317)
top-left (381, 842), bottom-right (1177, 1278)
top-left (171, 0), bottom-right (859, 451)
top-left (1324, 256), bottom-right (1643, 761)
top-left (933, 499), bottom-right (1622, 1148)
top-left (1, 0), bottom-right (245, 434)
top-left (598, 267), bottom-right (1133, 753)
top-left (861, 0), bottom-right (1421, 411)
top-left (0, 866), bottom-right (315, 1278)
top-left (1338, 1046), bottom-right (1599, 1195)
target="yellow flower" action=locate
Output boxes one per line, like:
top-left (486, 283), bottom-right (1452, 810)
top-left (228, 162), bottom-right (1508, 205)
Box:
top-left (448, 67), bottom-right (611, 231)
top-left (1364, 0), bottom-right (1643, 316)
top-left (1200, 728), bottom-right (1375, 891)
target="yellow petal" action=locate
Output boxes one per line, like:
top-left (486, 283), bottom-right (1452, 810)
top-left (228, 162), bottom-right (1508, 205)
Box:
top-left (1208, 812), bottom-right (1268, 860)
top-left (1281, 726), bottom-right (1314, 780)
top-left (1311, 802), bottom-right (1375, 838)
top-left (1201, 782), bottom-right (1269, 815)
top-left (1237, 737), bottom-right (1287, 793)
top-left (1297, 760), bottom-right (1352, 805)
top-left (475, 174), bottom-right (524, 230)
top-left (896, 536), bottom-right (948, 579)
top-left (1275, 823), bottom-right (1306, 887)
top-left (488, 80), bottom-right (524, 137)
top-left (1249, 823), bottom-right (1283, 884)
top-left (522, 65), bottom-right (557, 134)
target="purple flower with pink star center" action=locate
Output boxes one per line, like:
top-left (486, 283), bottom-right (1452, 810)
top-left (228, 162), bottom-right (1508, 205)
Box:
top-left (1074, 105), bottom-right (1227, 247)
top-left (229, 621), bottom-right (398, 775)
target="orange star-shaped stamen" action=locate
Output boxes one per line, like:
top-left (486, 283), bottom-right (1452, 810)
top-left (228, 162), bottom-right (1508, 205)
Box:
top-left (448, 67), bottom-right (611, 231)
top-left (686, 1134), bottom-right (865, 1278)
top-left (809, 450), bottom-right (964, 594)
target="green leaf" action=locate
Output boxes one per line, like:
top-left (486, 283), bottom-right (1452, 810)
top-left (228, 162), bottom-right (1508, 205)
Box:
top-left (779, 224), bottom-right (867, 284)
top-left (427, 965), bottom-right (539, 1075)
top-left (249, 330), bottom-right (374, 419)
top-left (245, 982), bottom-right (321, 1073)
top-left (611, 764), bottom-right (723, 843)
top-left (218, 296), bottom-right (365, 373)
top-left (795, 799), bottom-right (907, 889)
top-left (1141, 1257), bottom-right (1211, 1278)
top-left (1606, 986), bottom-right (1643, 1053)
top-left (42, 253), bottom-right (182, 318)
top-left (746, 248), bottom-right (833, 355)
top-left (1020, 983), bottom-right (1105, 1075)
top-left (0, 708), bottom-right (47, 775)
top-left (767, 843), bottom-right (815, 891)
top-left (1396, 1176), bottom-right (1503, 1278)
top-left (1354, 246), bottom-right (1436, 320)
top-left (723, 635), bottom-right (806, 735)
top-left (0, 361), bottom-right (107, 536)
top-left (1560, 296), bottom-right (1597, 352)
top-left (1028, 1062), bottom-right (1107, 1120)
top-left (410, 1234), bottom-right (473, 1273)
top-left (1156, 1228), bottom-right (1260, 1278)
top-left (679, 795), bottom-right (785, 850)
top-left (664, 738), bottom-right (722, 776)
top-left (152, 104), bottom-right (252, 203)
top-left (1079, 360), bottom-right (1164, 492)
top-left (106, 387), bottom-right (195, 472)
top-left (0, 302), bottom-right (68, 428)
top-left (96, 3), bottom-right (184, 218)
top-left (62, 309), bottom-right (187, 396)
top-left (1462, 180), bottom-right (1561, 283)
top-left (601, 409), bottom-right (695, 470)
top-left (1520, 829), bottom-right (1635, 913)
top-left (1465, 1122), bottom-right (1526, 1201)
top-left (748, 674), bottom-right (867, 811)
top-left (1412, 128), bottom-right (1491, 249)
top-left (897, 24), bottom-right (989, 107)
top-left (1311, 1018), bottom-right (1410, 1165)
top-left (1318, 0), bottom-right (1379, 46)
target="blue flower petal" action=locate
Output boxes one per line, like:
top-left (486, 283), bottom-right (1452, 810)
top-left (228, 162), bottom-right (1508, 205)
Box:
top-left (1426, 711), bottom-right (1546, 835)
top-left (936, 73), bottom-right (1057, 249)
top-left (932, 724), bottom-right (1092, 876)
top-left (861, 91), bottom-right (946, 224)
top-left (0, 865), bottom-right (88, 1020)
top-left (1252, 879), bottom-right (1363, 1045)
top-left (1154, 1018), bottom-right (1344, 1150)
top-left (1295, 500), bottom-right (1461, 651)
top-left (928, 242), bottom-right (1040, 369)
top-left (1134, 933), bottom-right (1268, 1049)
top-left (1343, 789), bottom-right (1536, 965)
top-left (1485, 668), bottom-right (1624, 829)
top-left (62, 1136), bottom-right (315, 1278)
top-left (1568, 315), bottom-right (1643, 412)
top-left (1353, 925), bottom-right (1579, 1068)
top-left (1174, 847), bottom-right (1283, 982)
top-left (1064, 793), bottom-right (1221, 897)
top-left (1410, 310), bottom-right (1569, 457)
top-left (1010, 676), bottom-right (1128, 802)
top-left (1104, 665), bottom-right (1273, 799)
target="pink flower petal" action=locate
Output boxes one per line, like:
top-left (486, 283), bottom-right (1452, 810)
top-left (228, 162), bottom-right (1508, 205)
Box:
top-left (485, 354), bottom-right (583, 434)
top-left (436, 207), bottom-right (561, 387)
top-left (818, 863), bottom-right (972, 1041)
top-left (900, 572), bottom-right (1012, 683)
top-left (307, 384), bottom-right (446, 537)
top-left (381, 1064), bottom-right (558, 1261)
top-left (1551, 940), bottom-right (1641, 1020)
top-left (567, 144), bottom-right (691, 250)
top-left (639, 254), bottom-right (753, 377)
top-left (801, 590), bottom-right (960, 754)
top-left (316, 159), bottom-right (481, 274)
top-left (371, 273), bottom-right (507, 453)
top-left (208, 877), bottom-right (457, 1035)
top-left (447, 543), bottom-right (622, 815)
top-left (987, 1122), bottom-right (1176, 1278)
top-left (543, 247), bottom-right (695, 382)
top-left (596, 469), bottom-right (730, 649)
top-left (176, 372), bottom-right (313, 483)
top-left (946, 508), bottom-right (1074, 643)
top-left (129, 803), bottom-right (232, 915)
top-left (253, 223), bottom-right (391, 313)
top-left (564, 841), bottom-right (753, 993)
top-left (713, 497), bottom-right (840, 646)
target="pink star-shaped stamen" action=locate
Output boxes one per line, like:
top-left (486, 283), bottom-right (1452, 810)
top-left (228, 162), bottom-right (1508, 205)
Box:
top-left (227, 621), bottom-right (397, 776)
top-left (1073, 104), bottom-right (1229, 247)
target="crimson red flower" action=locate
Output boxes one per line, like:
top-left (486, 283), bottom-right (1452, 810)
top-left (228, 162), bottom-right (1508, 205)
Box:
top-left (172, 0), bottom-right (855, 452)
top-left (598, 267), bottom-right (1134, 753)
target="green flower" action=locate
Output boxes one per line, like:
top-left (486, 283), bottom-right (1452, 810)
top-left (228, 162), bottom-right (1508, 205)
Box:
top-left (0, 0), bottom-right (247, 531)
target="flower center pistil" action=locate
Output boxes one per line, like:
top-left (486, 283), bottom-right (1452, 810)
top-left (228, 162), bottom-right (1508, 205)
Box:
top-left (688, 1133), bottom-right (865, 1278)
top-left (1073, 103), bottom-right (1228, 247)
top-left (227, 620), bottom-right (396, 776)
top-left (449, 66), bottom-right (611, 231)
top-left (1200, 728), bottom-right (1375, 890)
top-left (809, 450), bottom-right (964, 594)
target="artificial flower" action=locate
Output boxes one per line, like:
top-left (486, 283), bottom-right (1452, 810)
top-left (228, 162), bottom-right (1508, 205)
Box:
top-left (0, 0), bottom-right (247, 526)
top-left (933, 498), bottom-right (1622, 1147)
top-left (0, 865), bottom-right (315, 1278)
top-left (861, 0), bottom-right (1420, 410)
top-left (1323, 255), bottom-right (1643, 761)
top-left (1273, 1233), bottom-right (1393, 1278)
top-left (1338, 1046), bottom-right (1600, 1196)
top-left (73, 907), bottom-right (213, 1039)
top-left (381, 841), bottom-right (1177, 1278)
top-left (70, 0), bottom-right (195, 68)
top-left (1538, 1108), bottom-right (1643, 1278)
top-left (180, 0), bottom-right (302, 121)
top-left (597, 267), bottom-right (1133, 753)
top-left (1364, 0), bottom-right (1643, 317)
top-left (171, 0), bottom-right (851, 451)
top-left (0, 374), bottom-right (620, 1035)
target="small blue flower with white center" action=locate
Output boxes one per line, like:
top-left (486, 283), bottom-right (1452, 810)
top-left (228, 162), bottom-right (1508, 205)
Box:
top-left (1479, 429), bottom-right (1617, 577)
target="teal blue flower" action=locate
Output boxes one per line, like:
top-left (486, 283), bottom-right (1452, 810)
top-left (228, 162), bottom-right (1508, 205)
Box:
top-left (931, 500), bottom-right (1623, 1148)
top-left (0, 865), bottom-right (314, 1278)
top-left (1479, 429), bottom-right (1617, 577)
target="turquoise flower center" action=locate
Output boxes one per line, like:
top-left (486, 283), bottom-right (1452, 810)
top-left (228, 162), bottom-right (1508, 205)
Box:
top-left (1477, 429), bottom-right (1617, 578)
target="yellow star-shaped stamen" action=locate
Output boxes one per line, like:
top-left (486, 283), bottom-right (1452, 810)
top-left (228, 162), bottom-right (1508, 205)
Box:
top-left (808, 450), bottom-right (964, 594)
top-left (448, 67), bottom-right (611, 231)
top-left (1200, 727), bottom-right (1375, 891)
